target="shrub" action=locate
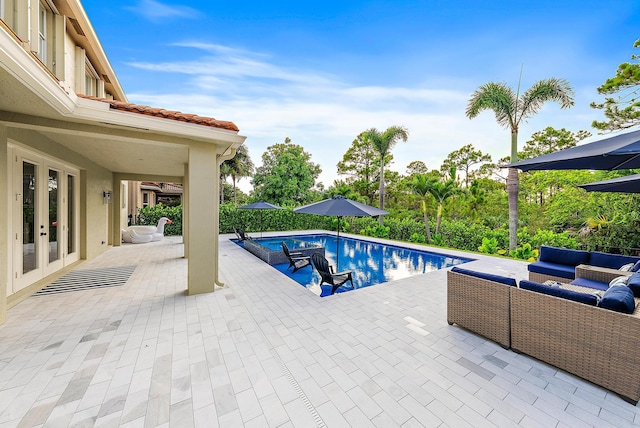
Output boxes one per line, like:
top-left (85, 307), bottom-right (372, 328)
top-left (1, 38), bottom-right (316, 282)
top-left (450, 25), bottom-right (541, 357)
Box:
top-left (409, 233), bottom-right (426, 243)
top-left (136, 204), bottom-right (182, 236)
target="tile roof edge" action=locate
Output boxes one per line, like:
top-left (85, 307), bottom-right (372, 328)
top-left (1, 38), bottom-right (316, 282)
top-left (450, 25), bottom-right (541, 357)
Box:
top-left (77, 94), bottom-right (239, 132)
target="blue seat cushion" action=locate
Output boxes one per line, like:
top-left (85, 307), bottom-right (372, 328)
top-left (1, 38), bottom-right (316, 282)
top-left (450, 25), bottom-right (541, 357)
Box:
top-left (519, 280), bottom-right (598, 306)
top-left (538, 246), bottom-right (590, 267)
top-left (570, 277), bottom-right (610, 291)
top-left (527, 261), bottom-right (575, 280)
top-left (598, 286), bottom-right (636, 314)
top-left (627, 272), bottom-right (640, 297)
top-left (631, 261), bottom-right (640, 272)
top-left (589, 252), bottom-right (640, 270)
top-left (450, 266), bottom-right (516, 286)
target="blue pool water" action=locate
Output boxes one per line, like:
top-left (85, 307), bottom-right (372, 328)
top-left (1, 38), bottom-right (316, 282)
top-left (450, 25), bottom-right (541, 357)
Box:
top-left (245, 234), bottom-right (473, 297)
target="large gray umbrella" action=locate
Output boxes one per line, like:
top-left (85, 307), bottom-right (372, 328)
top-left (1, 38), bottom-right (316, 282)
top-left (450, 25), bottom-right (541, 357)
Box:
top-left (579, 174), bottom-right (640, 193)
top-left (238, 201), bottom-right (284, 237)
top-left (509, 129), bottom-right (640, 172)
top-left (293, 196), bottom-right (388, 269)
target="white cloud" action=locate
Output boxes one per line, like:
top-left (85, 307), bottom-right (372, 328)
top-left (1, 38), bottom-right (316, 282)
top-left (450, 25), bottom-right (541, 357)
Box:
top-left (126, 42), bottom-right (599, 192)
top-left (126, 0), bottom-right (199, 22)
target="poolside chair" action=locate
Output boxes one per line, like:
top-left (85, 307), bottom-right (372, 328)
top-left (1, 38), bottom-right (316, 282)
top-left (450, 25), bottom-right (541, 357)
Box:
top-left (311, 253), bottom-right (354, 295)
top-left (234, 228), bottom-right (253, 242)
top-left (282, 242), bottom-right (311, 272)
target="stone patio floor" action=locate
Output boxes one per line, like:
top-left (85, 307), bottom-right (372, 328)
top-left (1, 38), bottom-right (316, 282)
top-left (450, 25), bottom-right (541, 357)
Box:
top-left (1, 231), bottom-right (639, 427)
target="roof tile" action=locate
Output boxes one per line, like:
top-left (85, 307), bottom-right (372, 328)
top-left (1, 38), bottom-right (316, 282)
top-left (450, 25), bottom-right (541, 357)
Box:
top-left (78, 95), bottom-right (239, 132)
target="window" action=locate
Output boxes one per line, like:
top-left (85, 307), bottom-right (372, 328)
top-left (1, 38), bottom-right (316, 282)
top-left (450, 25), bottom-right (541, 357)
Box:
top-left (37, 3), bottom-right (47, 63)
top-left (142, 192), bottom-right (149, 207)
top-left (85, 61), bottom-right (98, 96)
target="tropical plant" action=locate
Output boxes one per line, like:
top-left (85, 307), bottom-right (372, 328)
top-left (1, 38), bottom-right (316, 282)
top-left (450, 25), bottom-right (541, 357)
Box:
top-left (427, 178), bottom-right (461, 236)
top-left (409, 233), bottom-right (426, 243)
top-left (509, 243), bottom-right (538, 261)
top-left (362, 126), bottom-right (409, 223)
top-left (409, 174), bottom-right (436, 243)
top-left (222, 144), bottom-right (254, 205)
top-left (466, 77), bottom-right (575, 249)
top-left (478, 237), bottom-right (499, 254)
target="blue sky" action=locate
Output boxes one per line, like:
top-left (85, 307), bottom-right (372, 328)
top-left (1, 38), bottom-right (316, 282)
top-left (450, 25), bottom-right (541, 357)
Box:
top-left (83, 0), bottom-right (640, 191)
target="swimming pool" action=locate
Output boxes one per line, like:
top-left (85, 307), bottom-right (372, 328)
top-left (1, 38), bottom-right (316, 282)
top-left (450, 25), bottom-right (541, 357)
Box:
top-left (244, 234), bottom-right (473, 297)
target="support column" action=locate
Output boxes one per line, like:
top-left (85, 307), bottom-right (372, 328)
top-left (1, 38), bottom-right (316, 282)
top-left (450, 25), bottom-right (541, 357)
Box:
top-left (112, 175), bottom-right (122, 247)
top-left (0, 125), bottom-right (8, 324)
top-left (186, 143), bottom-right (218, 295)
top-left (182, 163), bottom-right (189, 259)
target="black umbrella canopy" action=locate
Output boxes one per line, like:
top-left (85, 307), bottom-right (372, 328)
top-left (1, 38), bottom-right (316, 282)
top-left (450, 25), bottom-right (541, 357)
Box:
top-left (509, 129), bottom-right (640, 172)
top-left (293, 196), bottom-right (388, 217)
top-left (293, 196), bottom-right (388, 270)
top-left (238, 201), bottom-right (284, 210)
top-left (579, 174), bottom-right (640, 193)
top-left (238, 201), bottom-right (284, 237)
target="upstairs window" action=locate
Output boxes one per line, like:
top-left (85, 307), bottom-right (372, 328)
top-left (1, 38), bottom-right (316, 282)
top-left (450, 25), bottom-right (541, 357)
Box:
top-left (85, 61), bottom-right (98, 96)
top-left (37, 2), bottom-right (47, 64)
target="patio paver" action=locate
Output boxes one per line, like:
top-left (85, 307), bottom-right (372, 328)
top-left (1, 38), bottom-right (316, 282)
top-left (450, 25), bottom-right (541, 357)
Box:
top-left (0, 232), bottom-right (639, 427)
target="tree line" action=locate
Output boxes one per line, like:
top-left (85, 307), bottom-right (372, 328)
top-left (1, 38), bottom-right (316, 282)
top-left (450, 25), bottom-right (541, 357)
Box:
top-left (217, 37), bottom-right (640, 256)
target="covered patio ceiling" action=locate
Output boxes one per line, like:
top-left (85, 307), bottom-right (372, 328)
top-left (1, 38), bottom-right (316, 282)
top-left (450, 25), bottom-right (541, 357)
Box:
top-left (0, 54), bottom-right (243, 178)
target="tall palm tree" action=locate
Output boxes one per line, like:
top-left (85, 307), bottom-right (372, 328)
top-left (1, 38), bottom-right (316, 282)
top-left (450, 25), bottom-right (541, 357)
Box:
top-left (466, 78), bottom-right (574, 249)
top-left (364, 126), bottom-right (409, 224)
top-left (410, 174), bottom-right (436, 243)
top-left (222, 145), bottom-right (254, 205)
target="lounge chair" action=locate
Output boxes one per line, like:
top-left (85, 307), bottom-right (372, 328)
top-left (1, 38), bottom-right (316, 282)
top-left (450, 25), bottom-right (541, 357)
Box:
top-left (282, 242), bottom-right (311, 272)
top-left (234, 228), bottom-right (253, 242)
top-left (311, 253), bottom-right (354, 295)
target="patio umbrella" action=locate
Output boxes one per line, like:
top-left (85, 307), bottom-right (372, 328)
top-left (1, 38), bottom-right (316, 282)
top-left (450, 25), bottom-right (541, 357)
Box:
top-left (293, 196), bottom-right (388, 269)
top-left (509, 129), bottom-right (640, 172)
top-left (238, 201), bottom-right (284, 238)
top-left (579, 174), bottom-right (640, 193)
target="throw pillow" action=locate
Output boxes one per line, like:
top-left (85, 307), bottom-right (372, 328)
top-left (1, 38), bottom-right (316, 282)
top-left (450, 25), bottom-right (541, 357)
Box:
top-left (619, 262), bottom-right (635, 272)
top-left (631, 261), bottom-right (640, 272)
top-left (598, 286), bottom-right (636, 314)
top-left (609, 276), bottom-right (630, 288)
top-left (627, 272), bottom-right (640, 297)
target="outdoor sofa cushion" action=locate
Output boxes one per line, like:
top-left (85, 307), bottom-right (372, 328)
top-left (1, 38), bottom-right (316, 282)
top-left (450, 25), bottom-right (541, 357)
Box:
top-left (598, 285), bottom-right (636, 314)
top-left (627, 272), bottom-right (640, 297)
top-left (450, 266), bottom-right (517, 286)
top-left (570, 277), bottom-right (610, 291)
top-left (538, 246), bottom-right (590, 266)
top-left (527, 261), bottom-right (576, 280)
top-left (519, 280), bottom-right (598, 306)
top-left (589, 251), bottom-right (640, 270)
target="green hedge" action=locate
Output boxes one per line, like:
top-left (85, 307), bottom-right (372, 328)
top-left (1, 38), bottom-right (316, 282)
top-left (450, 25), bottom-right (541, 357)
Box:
top-left (137, 203), bottom-right (602, 256)
top-left (135, 204), bottom-right (183, 236)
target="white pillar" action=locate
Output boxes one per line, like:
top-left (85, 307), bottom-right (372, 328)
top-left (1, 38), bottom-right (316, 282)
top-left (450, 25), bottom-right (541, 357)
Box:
top-left (186, 143), bottom-right (218, 294)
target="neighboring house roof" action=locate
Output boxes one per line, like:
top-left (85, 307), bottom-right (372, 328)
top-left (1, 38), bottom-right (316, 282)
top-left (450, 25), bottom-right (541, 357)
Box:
top-left (78, 95), bottom-right (239, 132)
top-left (140, 182), bottom-right (183, 194)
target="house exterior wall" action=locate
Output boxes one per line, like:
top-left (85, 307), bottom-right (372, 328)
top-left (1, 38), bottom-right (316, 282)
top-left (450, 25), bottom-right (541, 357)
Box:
top-left (0, 0), bottom-right (245, 324)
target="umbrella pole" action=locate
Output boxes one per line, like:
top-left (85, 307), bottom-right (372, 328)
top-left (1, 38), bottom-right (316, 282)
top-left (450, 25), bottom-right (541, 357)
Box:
top-left (260, 211), bottom-right (263, 238)
top-left (336, 216), bottom-right (341, 271)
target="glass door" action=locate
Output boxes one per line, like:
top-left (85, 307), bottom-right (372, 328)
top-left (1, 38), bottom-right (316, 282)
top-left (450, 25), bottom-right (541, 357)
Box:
top-left (11, 148), bottom-right (80, 293)
top-left (43, 164), bottom-right (63, 275)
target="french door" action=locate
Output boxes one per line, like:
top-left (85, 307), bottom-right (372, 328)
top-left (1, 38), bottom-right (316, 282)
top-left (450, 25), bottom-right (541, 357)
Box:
top-left (11, 147), bottom-right (79, 294)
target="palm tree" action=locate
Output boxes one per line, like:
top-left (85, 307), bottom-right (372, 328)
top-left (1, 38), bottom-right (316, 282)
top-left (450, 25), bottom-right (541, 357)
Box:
top-left (222, 145), bottom-right (254, 205)
top-left (466, 78), bottom-right (574, 249)
top-left (364, 126), bottom-right (409, 224)
top-left (224, 145), bottom-right (255, 205)
top-left (427, 179), bottom-right (461, 236)
top-left (410, 174), bottom-right (435, 243)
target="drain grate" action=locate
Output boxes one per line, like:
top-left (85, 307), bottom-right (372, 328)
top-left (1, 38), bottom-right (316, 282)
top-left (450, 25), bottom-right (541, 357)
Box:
top-left (33, 265), bottom-right (137, 296)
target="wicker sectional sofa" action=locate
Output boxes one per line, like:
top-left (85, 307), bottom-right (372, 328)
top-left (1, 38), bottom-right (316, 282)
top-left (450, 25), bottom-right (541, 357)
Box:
top-left (447, 265), bottom-right (640, 403)
top-left (528, 245), bottom-right (640, 283)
